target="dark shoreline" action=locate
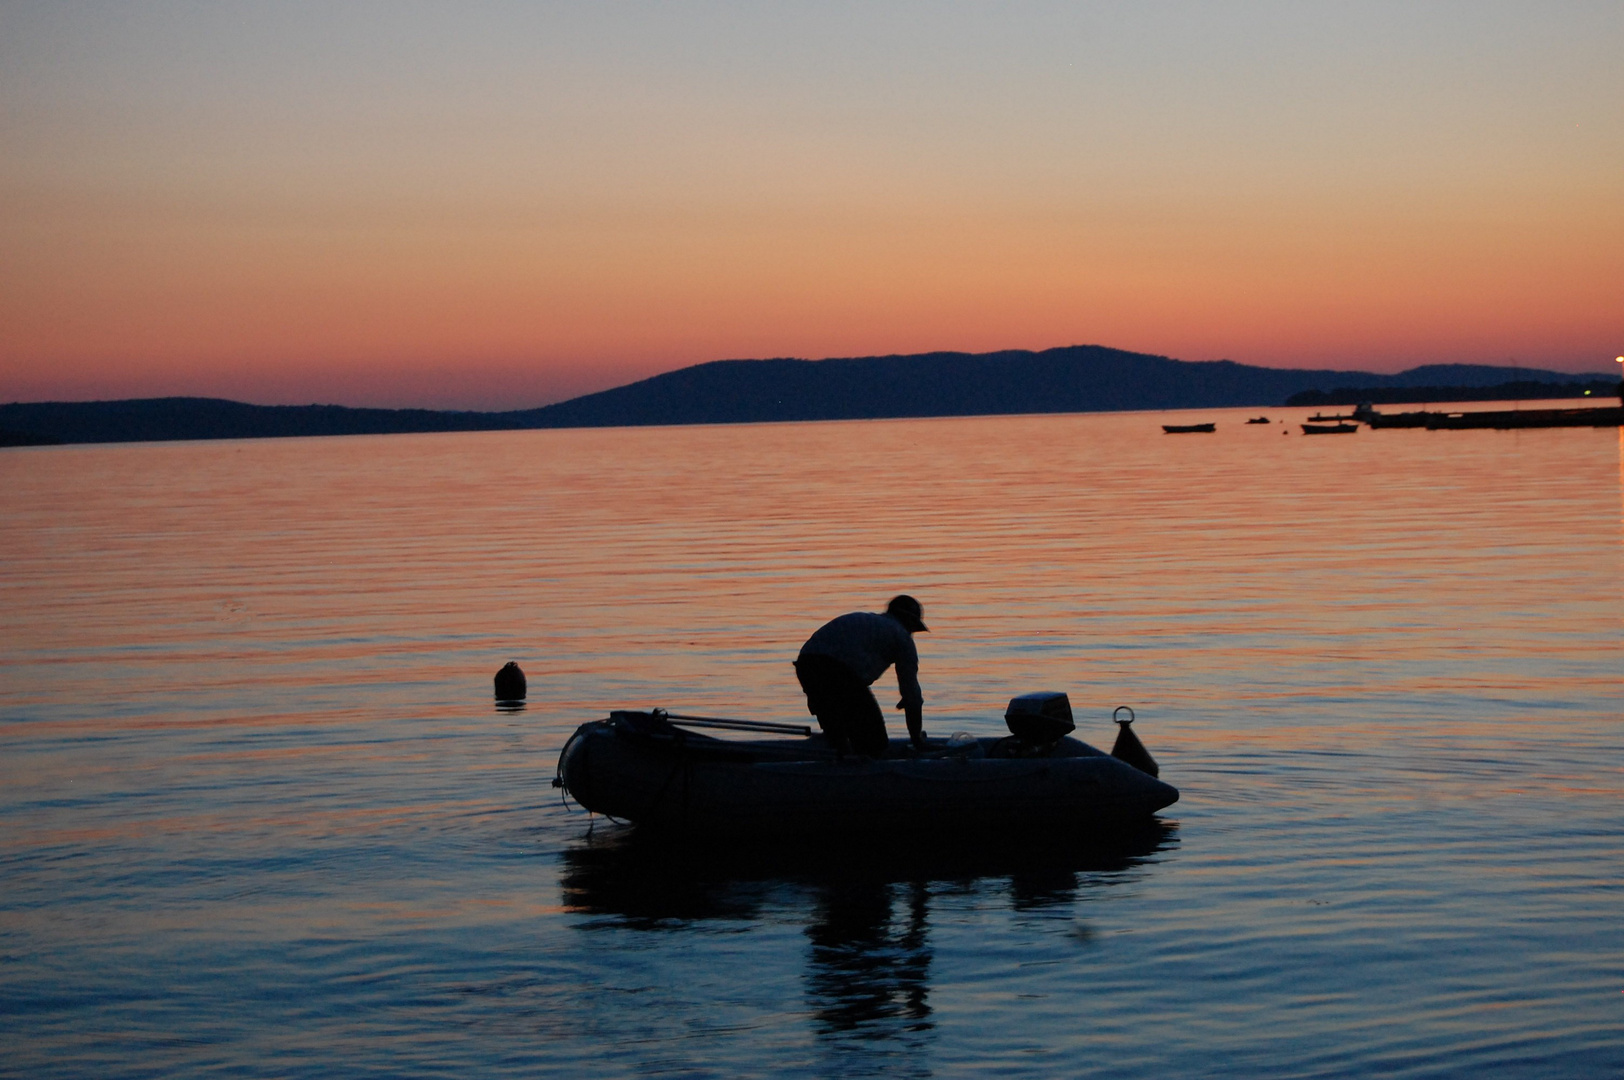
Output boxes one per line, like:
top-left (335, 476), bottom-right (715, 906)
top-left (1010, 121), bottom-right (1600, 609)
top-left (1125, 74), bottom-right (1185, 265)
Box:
top-left (1287, 379), bottom-right (1616, 408)
top-left (4, 346), bottom-right (1613, 447)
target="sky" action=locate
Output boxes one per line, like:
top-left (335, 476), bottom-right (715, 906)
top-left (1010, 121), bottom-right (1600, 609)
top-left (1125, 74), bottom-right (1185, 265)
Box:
top-left (2, 2), bottom-right (1621, 410)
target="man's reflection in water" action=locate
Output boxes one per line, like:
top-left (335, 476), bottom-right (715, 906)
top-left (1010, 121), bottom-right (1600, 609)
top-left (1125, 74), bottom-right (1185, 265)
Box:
top-left (804, 878), bottom-right (933, 1035)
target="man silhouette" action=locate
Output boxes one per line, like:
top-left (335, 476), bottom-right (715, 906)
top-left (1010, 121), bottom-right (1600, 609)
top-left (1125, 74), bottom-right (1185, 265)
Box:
top-left (794, 595), bottom-right (929, 757)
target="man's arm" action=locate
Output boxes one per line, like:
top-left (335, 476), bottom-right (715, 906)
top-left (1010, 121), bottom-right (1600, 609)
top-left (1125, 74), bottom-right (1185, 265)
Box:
top-left (904, 702), bottom-right (926, 748)
top-left (894, 631), bottom-right (925, 748)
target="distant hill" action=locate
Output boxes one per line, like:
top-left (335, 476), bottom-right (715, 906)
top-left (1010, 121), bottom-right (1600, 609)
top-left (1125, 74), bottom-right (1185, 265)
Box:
top-left (0, 345), bottom-right (1599, 446)
top-left (506, 349), bottom-right (1592, 428)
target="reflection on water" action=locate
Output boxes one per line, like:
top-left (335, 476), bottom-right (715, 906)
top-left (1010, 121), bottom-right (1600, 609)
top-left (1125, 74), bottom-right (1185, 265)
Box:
top-left (3, 409), bottom-right (1620, 1078)
top-left (561, 823), bottom-right (1175, 1046)
top-left (806, 878), bottom-right (931, 1035)
top-left (560, 824), bottom-right (1175, 925)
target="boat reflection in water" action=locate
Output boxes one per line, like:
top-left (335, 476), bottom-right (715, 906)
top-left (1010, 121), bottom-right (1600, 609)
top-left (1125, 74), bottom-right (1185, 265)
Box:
top-left (559, 821), bottom-right (1177, 1039)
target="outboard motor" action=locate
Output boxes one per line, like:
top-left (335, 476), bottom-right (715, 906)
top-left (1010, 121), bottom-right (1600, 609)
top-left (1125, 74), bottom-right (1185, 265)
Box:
top-left (1004, 692), bottom-right (1076, 747)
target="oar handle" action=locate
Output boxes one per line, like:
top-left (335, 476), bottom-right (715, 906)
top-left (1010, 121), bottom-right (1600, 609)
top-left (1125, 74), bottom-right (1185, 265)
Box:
top-left (660, 711), bottom-right (813, 736)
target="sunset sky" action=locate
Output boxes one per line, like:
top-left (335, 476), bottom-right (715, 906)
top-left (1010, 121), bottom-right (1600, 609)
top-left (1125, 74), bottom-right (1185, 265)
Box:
top-left (3, 2), bottom-right (1620, 410)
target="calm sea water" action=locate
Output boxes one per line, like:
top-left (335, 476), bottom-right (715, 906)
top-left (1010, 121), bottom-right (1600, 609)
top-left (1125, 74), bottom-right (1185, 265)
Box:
top-left (3, 407), bottom-right (1621, 1078)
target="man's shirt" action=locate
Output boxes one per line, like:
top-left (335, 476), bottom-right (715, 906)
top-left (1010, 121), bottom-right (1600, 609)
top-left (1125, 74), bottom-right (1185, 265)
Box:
top-left (798, 612), bottom-right (923, 709)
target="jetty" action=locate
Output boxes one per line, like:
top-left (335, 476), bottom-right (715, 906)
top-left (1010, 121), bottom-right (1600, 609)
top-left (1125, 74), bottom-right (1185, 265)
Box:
top-left (1421, 406), bottom-right (1623, 430)
top-left (1354, 403), bottom-right (1623, 431)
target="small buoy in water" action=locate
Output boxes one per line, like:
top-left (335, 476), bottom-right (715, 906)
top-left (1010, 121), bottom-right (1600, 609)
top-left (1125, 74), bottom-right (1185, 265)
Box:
top-left (1110, 705), bottom-right (1159, 777)
top-left (494, 661), bottom-right (527, 701)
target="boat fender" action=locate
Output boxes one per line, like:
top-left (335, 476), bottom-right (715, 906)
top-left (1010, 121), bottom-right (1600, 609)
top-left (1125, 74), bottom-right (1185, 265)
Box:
top-left (1110, 706), bottom-right (1159, 777)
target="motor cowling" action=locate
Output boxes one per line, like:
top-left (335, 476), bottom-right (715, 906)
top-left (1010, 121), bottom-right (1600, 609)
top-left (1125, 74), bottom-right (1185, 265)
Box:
top-left (1004, 692), bottom-right (1076, 745)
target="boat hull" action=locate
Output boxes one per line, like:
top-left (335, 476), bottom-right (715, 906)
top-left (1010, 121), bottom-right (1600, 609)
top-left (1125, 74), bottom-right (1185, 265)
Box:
top-left (556, 714), bottom-right (1179, 838)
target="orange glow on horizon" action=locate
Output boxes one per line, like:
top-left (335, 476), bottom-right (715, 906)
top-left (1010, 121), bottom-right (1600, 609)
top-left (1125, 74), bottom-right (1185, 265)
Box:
top-left (4, 190), bottom-right (1618, 409)
top-left (3, 6), bottom-right (1620, 409)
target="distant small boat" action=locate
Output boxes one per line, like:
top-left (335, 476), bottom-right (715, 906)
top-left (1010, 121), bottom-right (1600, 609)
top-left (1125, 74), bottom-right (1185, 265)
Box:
top-left (1245, 416), bottom-right (1271, 424)
top-left (1307, 412), bottom-right (1356, 422)
top-left (1162, 423), bottom-right (1216, 434)
top-left (1301, 423), bottom-right (1358, 434)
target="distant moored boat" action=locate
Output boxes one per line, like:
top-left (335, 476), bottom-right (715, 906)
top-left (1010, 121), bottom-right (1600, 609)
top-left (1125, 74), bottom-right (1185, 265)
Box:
top-left (1162, 422), bottom-right (1216, 433)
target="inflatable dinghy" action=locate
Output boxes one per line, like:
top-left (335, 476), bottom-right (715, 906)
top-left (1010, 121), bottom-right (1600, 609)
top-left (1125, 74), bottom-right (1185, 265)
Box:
top-left (553, 693), bottom-right (1177, 837)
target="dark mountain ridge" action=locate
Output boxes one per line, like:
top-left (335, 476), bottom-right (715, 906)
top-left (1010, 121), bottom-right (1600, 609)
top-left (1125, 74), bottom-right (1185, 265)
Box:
top-left (1, 345), bottom-right (1602, 446)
